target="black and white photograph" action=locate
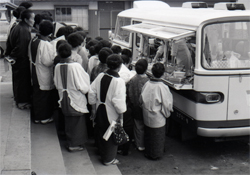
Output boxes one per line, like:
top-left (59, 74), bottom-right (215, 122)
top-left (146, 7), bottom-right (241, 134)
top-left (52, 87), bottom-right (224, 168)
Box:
top-left (0, 0), bottom-right (249, 174)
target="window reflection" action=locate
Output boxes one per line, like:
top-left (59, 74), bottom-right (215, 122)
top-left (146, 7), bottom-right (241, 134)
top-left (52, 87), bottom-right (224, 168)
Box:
top-left (202, 22), bottom-right (250, 69)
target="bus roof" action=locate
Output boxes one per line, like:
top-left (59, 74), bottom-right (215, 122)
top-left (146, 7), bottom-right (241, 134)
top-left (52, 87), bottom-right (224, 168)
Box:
top-left (118, 7), bottom-right (250, 30)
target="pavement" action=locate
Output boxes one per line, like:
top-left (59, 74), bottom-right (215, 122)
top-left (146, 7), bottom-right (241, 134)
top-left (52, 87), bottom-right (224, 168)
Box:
top-left (0, 58), bottom-right (122, 175)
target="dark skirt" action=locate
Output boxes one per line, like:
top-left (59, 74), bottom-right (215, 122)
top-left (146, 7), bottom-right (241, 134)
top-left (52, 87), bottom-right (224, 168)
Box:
top-left (144, 125), bottom-right (166, 159)
top-left (95, 103), bottom-right (118, 163)
top-left (95, 125), bottom-right (118, 163)
top-left (12, 65), bottom-right (32, 104)
top-left (64, 114), bottom-right (88, 147)
top-left (32, 85), bottom-right (54, 120)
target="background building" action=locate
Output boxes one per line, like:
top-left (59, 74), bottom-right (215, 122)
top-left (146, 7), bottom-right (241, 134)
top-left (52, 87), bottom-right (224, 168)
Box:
top-left (11, 0), bottom-right (238, 39)
top-left (4, 0), bottom-right (248, 41)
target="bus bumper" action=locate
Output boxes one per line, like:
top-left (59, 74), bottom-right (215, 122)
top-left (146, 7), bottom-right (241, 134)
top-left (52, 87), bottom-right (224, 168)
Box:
top-left (197, 126), bottom-right (250, 137)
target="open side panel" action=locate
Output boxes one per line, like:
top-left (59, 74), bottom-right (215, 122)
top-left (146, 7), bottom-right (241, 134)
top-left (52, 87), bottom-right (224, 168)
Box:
top-left (122, 23), bottom-right (195, 40)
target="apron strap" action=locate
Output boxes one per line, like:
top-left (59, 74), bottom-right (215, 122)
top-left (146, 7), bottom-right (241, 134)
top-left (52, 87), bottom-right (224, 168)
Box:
top-left (100, 74), bottom-right (112, 103)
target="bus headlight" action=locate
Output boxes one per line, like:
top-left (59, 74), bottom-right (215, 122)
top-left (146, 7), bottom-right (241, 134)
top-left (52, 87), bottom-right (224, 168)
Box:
top-left (200, 92), bottom-right (222, 103)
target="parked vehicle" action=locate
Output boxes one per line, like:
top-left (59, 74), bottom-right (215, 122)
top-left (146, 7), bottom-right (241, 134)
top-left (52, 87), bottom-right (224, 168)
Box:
top-left (110, 1), bottom-right (250, 140)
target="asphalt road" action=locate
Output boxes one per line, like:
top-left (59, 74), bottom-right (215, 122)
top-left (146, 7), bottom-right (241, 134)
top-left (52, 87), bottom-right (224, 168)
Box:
top-left (117, 136), bottom-right (250, 175)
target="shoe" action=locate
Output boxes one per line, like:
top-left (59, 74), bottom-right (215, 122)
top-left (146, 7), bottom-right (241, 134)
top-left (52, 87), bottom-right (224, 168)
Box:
top-left (144, 153), bottom-right (160, 161)
top-left (104, 159), bottom-right (120, 166)
top-left (138, 147), bottom-right (145, 151)
top-left (68, 146), bottom-right (85, 152)
top-left (117, 150), bottom-right (130, 156)
top-left (40, 118), bottom-right (53, 124)
top-left (17, 103), bottom-right (31, 110)
top-left (34, 120), bottom-right (40, 124)
top-left (117, 150), bottom-right (123, 155)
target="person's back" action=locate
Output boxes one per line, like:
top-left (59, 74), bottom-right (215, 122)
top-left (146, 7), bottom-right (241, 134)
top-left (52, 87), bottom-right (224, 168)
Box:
top-left (90, 47), bottom-right (113, 82)
top-left (78, 47), bottom-right (88, 72)
top-left (141, 63), bottom-right (173, 126)
top-left (54, 43), bottom-right (90, 152)
top-left (67, 33), bottom-right (84, 65)
top-left (127, 59), bottom-right (149, 151)
top-left (88, 54), bottom-right (126, 165)
top-left (54, 44), bottom-right (89, 112)
top-left (140, 63), bottom-right (173, 160)
top-left (88, 41), bottom-right (103, 74)
top-left (71, 50), bottom-right (82, 65)
top-left (128, 59), bottom-right (149, 108)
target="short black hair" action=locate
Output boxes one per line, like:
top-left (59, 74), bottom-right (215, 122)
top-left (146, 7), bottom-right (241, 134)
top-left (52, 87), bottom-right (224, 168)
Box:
top-left (74, 31), bottom-right (87, 39)
top-left (100, 40), bottom-right (112, 48)
top-left (98, 47), bottom-right (113, 64)
top-left (56, 26), bottom-right (67, 38)
top-left (135, 59), bottom-right (148, 74)
top-left (88, 46), bottom-right (96, 56)
top-left (64, 26), bottom-right (73, 39)
top-left (39, 20), bottom-right (54, 36)
top-left (86, 39), bottom-right (98, 50)
top-left (95, 36), bottom-right (103, 41)
top-left (13, 6), bottom-right (26, 19)
top-left (58, 43), bottom-right (72, 59)
top-left (73, 26), bottom-right (84, 32)
top-left (121, 48), bottom-right (132, 58)
top-left (93, 42), bottom-right (105, 54)
top-left (19, 2), bottom-right (33, 9)
top-left (111, 45), bottom-right (122, 54)
top-left (107, 54), bottom-right (123, 70)
top-left (41, 13), bottom-right (53, 22)
top-left (121, 55), bottom-right (130, 64)
top-left (20, 9), bottom-right (34, 21)
top-left (56, 40), bottom-right (67, 51)
top-left (34, 14), bottom-right (42, 27)
top-left (67, 33), bottom-right (83, 48)
top-left (152, 63), bottom-right (165, 78)
top-left (85, 37), bottom-right (92, 44)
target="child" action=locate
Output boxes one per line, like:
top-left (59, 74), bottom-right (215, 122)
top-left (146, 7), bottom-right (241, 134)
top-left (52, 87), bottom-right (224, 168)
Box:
top-left (67, 33), bottom-right (83, 65)
top-left (74, 31), bottom-right (89, 72)
top-left (88, 54), bottom-right (126, 165)
top-left (111, 45), bottom-right (122, 54)
top-left (87, 41), bottom-right (103, 75)
top-left (90, 47), bottom-right (113, 82)
top-left (119, 54), bottom-right (135, 84)
top-left (127, 59), bottom-right (149, 151)
top-left (29, 20), bottom-right (55, 124)
top-left (54, 43), bottom-right (90, 152)
top-left (54, 39), bottom-right (67, 66)
top-left (140, 62), bottom-right (173, 160)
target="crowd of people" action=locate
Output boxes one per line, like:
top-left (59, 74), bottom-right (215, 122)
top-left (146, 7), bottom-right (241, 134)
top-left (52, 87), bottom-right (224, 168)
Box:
top-left (5, 2), bottom-right (173, 165)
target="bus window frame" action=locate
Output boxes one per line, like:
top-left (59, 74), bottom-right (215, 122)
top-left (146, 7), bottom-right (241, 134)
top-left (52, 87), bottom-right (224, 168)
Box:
top-left (201, 20), bottom-right (250, 71)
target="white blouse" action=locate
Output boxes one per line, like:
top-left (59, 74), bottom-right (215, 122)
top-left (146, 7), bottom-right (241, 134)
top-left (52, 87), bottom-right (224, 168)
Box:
top-left (54, 62), bottom-right (90, 113)
top-left (88, 72), bottom-right (127, 124)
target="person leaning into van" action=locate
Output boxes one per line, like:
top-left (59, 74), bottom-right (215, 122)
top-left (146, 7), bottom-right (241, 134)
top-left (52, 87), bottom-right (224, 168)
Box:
top-left (88, 54), bottom-right (127, 165)
top-left (54, 43), bottom-right (90, 152)
top-left (140, 63), bottom-right (173, 160)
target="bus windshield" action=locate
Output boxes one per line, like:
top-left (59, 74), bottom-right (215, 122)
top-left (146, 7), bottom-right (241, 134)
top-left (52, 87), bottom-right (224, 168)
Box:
top-left (202, 21), bottom-right (250, 69)
top-left (114, 17), bottom-right (131, 43)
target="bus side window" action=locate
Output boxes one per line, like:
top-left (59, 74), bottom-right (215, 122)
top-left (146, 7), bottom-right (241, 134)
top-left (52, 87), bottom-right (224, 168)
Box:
top-left (186, 37), bottom-right (196, 67)
top-left (171, 38), bottom-right (193, 76)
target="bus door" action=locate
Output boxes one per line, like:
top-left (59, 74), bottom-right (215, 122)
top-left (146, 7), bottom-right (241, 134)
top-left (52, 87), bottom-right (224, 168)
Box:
top-left (227, 75), bottom-right (250, 120)
top-left (132, 33), bottom-right (141, 61)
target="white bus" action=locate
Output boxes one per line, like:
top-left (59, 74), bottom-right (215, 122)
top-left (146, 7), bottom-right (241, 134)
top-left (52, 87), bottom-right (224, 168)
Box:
top-left (110, 1), bottom-right (250, 140)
